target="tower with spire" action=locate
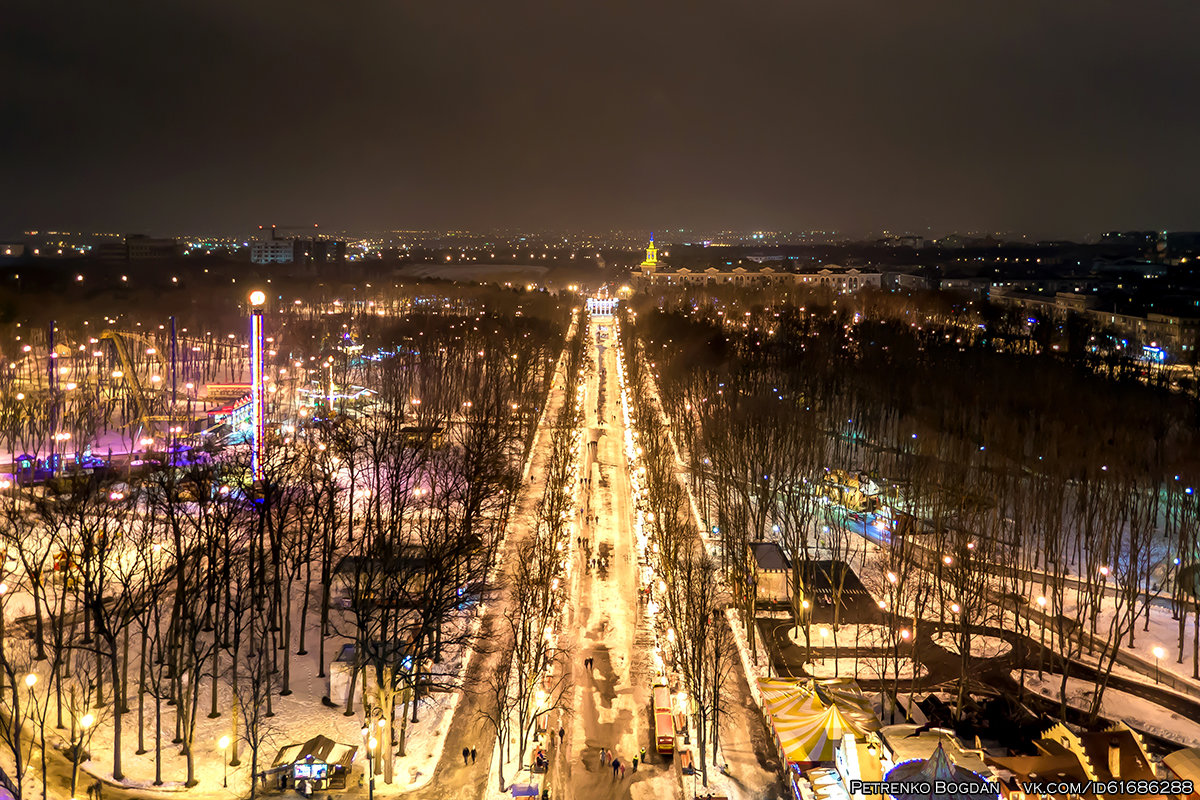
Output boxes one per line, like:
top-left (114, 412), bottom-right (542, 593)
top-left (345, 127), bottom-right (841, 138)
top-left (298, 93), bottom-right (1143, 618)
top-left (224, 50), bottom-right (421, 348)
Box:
top-left (639, 232), bottom-right (659, 273)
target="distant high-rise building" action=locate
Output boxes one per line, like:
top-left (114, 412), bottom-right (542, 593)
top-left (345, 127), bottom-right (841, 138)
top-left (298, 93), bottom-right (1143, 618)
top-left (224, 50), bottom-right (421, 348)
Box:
top-left (251, 239), bottom-right (296, 264)
top-left (250, 226), bottom-right (346, 265)
top-left (96, 234), bottom-right (178, 260)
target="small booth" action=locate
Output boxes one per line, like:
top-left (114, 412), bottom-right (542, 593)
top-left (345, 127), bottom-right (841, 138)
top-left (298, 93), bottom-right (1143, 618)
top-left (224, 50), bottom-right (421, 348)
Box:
top-left (272, 734), bottom-right (358, 793)
top-left (750, 542), bottom-right (792, 604)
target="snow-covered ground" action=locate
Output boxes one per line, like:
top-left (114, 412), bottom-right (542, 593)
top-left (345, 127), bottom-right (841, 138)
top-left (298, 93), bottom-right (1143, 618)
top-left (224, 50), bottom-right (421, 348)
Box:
top-left (932, 632), bottom-right (1011, 659)
top-left (803, 657), bottom-right (927, 680)
top-left (28, 589), bottom-right (465, 798)
top-left (1020, 672), bottom-right (1200, 748)
top-left (788, 623), bottom-right (894, 650)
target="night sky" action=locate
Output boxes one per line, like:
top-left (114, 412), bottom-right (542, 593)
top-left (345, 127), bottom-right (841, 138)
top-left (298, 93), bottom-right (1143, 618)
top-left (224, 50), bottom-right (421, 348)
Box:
top-left (3, 1), bottom-right (1199, 237)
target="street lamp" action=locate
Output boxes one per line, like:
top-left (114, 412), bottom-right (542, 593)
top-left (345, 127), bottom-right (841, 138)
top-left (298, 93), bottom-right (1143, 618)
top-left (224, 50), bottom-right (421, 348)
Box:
top-left (1153, 646), bottom-right (1166, 684)
top-left (249, 290), bottom-right (266, 481)
top-left (219, 735), bottom-right (230, 787)
top-left (69, 710), bottom-right (95, 799)
top-left (360, 726), bottom-right (377, 800)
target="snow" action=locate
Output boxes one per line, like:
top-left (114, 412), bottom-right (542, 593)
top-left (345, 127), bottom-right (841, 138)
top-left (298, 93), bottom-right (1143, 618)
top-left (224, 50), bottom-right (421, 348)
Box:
top-left (803, 657), bottom-right (927, 680)
top-left (58, 591), bottom-right (463, 798)
top-left (789, 624), bottom-right (894, 650)
top-left (1019, 672), bottom-right (1200, 748)
top-left (931, 632), bottom-right (1012, 659)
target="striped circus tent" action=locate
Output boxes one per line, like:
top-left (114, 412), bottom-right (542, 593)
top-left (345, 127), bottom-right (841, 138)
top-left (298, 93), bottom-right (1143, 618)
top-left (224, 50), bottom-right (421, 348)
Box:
top-left (760, 679), bottom-right (830, 718)
top-left (772, 703), bottom-right (870, 763)
top-left (757, 677), bottom-right (881, 733)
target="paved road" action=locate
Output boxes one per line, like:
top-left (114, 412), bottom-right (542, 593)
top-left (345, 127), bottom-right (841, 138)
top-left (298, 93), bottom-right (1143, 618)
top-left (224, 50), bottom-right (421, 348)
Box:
top-left (550, 319), bottom-right (680, 800)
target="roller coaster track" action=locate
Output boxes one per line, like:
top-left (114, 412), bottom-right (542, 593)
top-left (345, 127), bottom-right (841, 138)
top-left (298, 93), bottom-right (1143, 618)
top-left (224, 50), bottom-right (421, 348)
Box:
top-left (99, 330), bottom-right (164, 435)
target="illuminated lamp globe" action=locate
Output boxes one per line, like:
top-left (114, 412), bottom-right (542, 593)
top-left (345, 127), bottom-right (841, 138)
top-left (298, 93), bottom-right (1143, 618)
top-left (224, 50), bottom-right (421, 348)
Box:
top-left (249, 290), bottom-right (266, 306)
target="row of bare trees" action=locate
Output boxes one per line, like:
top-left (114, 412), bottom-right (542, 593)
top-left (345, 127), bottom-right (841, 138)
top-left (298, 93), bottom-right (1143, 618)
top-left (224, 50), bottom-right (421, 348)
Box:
top-left (479, 311), bottom-right (587, 791)
top-left (0, 289), bottom-right (568, 798)
top-left (623, 285), bottom-right (1200, 725)
top-left (614, 314), bottom-right (735, 789)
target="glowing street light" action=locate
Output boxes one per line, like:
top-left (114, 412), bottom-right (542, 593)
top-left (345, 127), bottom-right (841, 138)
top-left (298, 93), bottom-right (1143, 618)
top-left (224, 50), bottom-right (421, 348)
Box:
top-left (219, 735), bottom-right (231, 786)
top-left (250, 291), bottom-right (266, 481)
top-left (1153, 646), bottom-right (1166, 684)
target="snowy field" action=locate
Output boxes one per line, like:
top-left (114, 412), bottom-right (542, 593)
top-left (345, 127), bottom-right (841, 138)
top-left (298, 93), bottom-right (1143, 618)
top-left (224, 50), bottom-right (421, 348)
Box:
top-left (803, 657), bottom-right (927, 680)
top-left (789, 624), bottom-right (895, 650)
top-left (931, 632), bottom-right (1012, 659)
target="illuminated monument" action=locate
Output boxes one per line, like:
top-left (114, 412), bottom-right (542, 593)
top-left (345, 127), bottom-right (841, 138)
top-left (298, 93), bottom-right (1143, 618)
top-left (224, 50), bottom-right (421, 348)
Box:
top-left (640, 233), bottom-right (660, 273)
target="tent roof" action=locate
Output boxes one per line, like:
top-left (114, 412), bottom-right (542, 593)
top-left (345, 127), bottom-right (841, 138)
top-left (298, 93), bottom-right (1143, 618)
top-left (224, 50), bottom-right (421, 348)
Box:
top-left (1164, 747), bottom-right (1200, 782)
top-left (272, 735), bottom-right (358, 769)
top-left (773, 703), bottom-right (870, 763)
top-left (758, 677), bottom-right (880, 733)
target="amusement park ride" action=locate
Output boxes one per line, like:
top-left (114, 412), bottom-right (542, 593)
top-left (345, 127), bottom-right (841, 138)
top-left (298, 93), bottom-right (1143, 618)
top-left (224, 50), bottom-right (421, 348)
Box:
top-left (8, 317), bottom-right (245, 481)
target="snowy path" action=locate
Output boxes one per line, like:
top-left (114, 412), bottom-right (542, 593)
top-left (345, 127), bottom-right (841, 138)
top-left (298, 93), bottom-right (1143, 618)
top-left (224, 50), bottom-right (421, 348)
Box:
top-left (548, 320), bottom-right (680, 800)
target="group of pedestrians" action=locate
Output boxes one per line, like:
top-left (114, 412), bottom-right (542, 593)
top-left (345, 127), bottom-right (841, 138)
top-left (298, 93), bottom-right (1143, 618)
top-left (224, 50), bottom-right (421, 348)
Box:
top-left (598, 746), bottom-right (648, 779)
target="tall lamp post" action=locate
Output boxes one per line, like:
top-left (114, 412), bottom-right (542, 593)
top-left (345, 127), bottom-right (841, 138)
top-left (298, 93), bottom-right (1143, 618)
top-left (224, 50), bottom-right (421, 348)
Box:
top-left (219, 735), bottom-right (230, 788)
top-left (360, 726), bottom-right (377, 800)
top-left (1153, 646), bottom-right (1165, 685)
top-left (249, 291), bottom-right (266, 481)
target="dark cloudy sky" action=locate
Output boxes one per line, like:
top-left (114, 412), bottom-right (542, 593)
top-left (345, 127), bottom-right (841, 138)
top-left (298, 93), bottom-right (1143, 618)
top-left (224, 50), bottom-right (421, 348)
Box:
top-left (3, 1), bottom-right (1199, 237)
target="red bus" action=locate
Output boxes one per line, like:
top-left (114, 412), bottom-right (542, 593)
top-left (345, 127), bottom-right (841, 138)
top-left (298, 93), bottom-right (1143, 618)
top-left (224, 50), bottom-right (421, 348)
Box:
top-left (653, 685), bottom-right (674, 754)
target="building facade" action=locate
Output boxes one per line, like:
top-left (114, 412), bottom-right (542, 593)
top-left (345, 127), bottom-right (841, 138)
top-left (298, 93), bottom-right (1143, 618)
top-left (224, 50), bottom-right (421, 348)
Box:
top-left (634, 238), bottom-right (882, 292)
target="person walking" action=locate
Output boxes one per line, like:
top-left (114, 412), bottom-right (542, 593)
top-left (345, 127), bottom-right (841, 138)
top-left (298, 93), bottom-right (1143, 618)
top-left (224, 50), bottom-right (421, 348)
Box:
top-left (558, 726), bottom-right (565, 745)
top-left (599, 748), bottom-right (608, 767)
top-left (619, 763), bottom-right (626, 779)
top-left (632, 755), bottom-right (638, 771)
top-left (462, 746), bottom-right (470, 765)
top-left (611, 758), bottom-right (620, 779)
top-left (470, 747), bottom-right (477, 764)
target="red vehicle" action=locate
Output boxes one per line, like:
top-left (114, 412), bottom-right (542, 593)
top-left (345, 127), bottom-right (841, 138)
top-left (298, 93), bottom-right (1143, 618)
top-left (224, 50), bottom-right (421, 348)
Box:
top-left (653, 685), bottom-right (674, 754)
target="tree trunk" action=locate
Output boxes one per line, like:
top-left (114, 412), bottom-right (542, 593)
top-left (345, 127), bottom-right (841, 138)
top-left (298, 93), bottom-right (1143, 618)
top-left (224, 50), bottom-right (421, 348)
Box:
top-left (280, 581), bottom-right (293, 696)
top-left (137, 627), bottom-right (147, 754)
top-left (111, 651), bottom-right (124, 780)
